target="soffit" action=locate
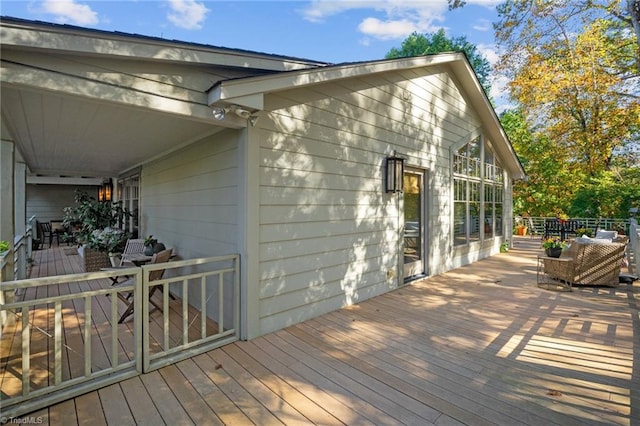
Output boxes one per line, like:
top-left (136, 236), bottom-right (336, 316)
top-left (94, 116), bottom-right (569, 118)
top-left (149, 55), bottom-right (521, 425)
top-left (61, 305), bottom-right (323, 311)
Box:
top-left (1, 87), bottom-right (224, 177)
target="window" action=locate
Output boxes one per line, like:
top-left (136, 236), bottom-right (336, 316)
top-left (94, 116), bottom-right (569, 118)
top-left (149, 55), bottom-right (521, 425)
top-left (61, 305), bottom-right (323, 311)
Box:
top-left (117, 174), bottom-right (140, 238)
top-left (453, 137), bottom-right (504, 246)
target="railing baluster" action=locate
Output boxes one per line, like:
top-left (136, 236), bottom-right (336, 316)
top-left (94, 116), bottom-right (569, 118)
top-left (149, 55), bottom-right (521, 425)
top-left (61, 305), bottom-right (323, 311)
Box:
top-left (218, 271), bottom-right (224, 333)
top-left (182, 279), bottom-right (188, 345)
top-left (21, 306), bottom-right (30, 396)
top-left (111, 289), bottom-right (118, 368)
top-left (200, 276), bottom-right (206, 339)
top-left (84, 296), bottom-right (92, 377)
top-left (54, 301), bottom-right (62, 385)
top-left (163, 282), bottom-right (169, 352)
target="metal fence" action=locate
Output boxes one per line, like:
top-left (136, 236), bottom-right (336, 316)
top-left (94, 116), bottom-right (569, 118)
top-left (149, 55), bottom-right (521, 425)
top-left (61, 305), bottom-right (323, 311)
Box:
top-left (515, 216), bottom-right (632, 236)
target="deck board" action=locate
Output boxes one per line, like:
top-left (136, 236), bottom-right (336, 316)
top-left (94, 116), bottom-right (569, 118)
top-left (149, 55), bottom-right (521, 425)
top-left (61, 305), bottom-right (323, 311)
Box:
top-left (4, 237), bottom-right (639, 425)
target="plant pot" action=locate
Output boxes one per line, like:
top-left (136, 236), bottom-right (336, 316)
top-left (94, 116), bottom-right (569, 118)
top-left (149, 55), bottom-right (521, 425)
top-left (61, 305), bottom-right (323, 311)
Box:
top-left (83, 248), bottom-right (111, 272)
top-left (145, 241), bottom-right (166, 255)
top-left (545, 247), bottom-right (562, 258)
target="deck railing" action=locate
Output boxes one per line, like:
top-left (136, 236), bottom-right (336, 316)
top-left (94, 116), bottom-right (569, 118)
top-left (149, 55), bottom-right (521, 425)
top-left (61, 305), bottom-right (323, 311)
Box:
top-left (629, 219), bottom-right (639, 275)
top-left (0, 253), bottom-right (240, 419)
top-left (517, 216), bottom-right (632, 236)
top-left (1, 216), bottom-right (35, 329)
top-left (517, 216), bottom-right (639, 275)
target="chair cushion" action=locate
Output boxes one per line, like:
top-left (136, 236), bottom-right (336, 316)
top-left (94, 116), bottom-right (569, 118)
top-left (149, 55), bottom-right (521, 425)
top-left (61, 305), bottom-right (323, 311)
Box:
top-left (595, 230), bottom-right (618, 240)
top-left (575, 236), bottom-right (613, 244)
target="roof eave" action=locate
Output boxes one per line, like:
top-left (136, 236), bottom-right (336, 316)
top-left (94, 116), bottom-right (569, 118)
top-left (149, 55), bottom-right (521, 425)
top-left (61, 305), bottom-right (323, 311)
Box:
top-left (210, 53), bottom-right (526, 180)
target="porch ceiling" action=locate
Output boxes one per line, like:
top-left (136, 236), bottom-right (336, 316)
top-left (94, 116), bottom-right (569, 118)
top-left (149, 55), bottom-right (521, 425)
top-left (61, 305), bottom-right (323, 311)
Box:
top-left (2, 86), bottom-right (225, 178)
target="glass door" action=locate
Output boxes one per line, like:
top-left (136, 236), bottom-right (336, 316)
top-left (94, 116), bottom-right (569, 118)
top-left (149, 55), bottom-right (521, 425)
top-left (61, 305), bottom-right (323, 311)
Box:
top-left (403, 169), bottom-right (426, 280)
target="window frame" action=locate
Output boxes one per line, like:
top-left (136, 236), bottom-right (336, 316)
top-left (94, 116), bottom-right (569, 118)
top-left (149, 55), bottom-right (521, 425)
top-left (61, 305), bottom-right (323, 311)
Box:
top-left (452, 136), bottom-right (504, 246)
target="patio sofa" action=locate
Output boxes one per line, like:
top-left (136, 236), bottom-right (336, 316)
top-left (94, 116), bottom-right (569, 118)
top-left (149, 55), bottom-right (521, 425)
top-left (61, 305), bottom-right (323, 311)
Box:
top-left (543, 238), bottom-right (627, 287)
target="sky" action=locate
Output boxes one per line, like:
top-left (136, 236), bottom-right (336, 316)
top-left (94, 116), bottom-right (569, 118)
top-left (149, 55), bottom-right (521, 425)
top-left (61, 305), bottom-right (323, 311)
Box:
top-left (0, 0), bottom-right (508, 106)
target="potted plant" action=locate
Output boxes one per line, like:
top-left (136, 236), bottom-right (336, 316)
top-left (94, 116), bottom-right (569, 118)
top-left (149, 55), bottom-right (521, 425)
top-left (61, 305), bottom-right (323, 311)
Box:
top-left (87, 227), bottom-right (130, 267)
top-left (542, 237), bottom-right (567, 258)
top-left (63, 190), bottom-right (132, 271)
top-left (143, 235), bottom-right (166, 256)
top-left (144, 235), bottom-right (157, 255)
top-left (575, 227), bottom-right (593, 237)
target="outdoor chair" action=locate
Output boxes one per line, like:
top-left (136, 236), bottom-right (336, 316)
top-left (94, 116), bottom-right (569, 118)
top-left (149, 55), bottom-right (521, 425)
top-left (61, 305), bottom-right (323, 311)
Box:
top-left (39, 221), bottom-right (59, 247)
top-left (112, 248), bottom-right (173, 323)
top-left (542, 240), bottom-right (627, 288)
top-left (527, 217), bottom-right (542, 239)
top-left (104, 238), bottom-right (146, 284)
top-left (119, 238), bottom-right (146, 266)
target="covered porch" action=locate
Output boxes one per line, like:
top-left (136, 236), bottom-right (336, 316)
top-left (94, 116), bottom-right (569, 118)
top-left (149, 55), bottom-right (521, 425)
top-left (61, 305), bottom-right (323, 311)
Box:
top-left (6, 236), bottom-right (639, 425)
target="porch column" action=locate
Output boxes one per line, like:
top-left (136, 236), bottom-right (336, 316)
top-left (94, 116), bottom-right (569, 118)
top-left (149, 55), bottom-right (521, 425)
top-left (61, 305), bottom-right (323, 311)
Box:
top-left (0, 133), bottom-right (16, 327)
top-left (238, 124), bottom-right (261, 340)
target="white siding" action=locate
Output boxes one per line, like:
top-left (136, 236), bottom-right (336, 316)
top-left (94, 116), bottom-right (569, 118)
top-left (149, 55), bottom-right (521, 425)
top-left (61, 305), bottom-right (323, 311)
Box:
top-left (257, 69), bottom-right (482, 334)
top-left (141, 130), bottom-right (240, 260)
top-left (26, 184), bottom-right (94, 239)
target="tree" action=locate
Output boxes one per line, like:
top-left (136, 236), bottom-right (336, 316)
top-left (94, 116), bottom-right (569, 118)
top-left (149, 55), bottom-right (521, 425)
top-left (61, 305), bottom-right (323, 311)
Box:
top-left (449, 0), bottom-right (640, 72)
top-left (385, 29), bottom-right (493, 96)
top-left (501, 109), bottom-right (582, 216)
top-left (449, 0), bottom-right (640, 218)
top-left (509, 19), bottom-right (639, 177)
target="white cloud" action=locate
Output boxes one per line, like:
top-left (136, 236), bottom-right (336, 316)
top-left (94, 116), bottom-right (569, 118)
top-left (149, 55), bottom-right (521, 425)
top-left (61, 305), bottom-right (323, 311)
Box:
top-left (358, 17), bottom-right (420, 40)
top-left (166, 0), bottom-right (209, 30)
top-left (466, 0), bottom-right (502, 7)
top-left (41, 0), bottom-right (98, 25)
top-left (302, 0), bottom-right (449, 40)
top-left (476, 43), bottom-right (499, 66)
top-left (472, 18), bottom-right (491, 32)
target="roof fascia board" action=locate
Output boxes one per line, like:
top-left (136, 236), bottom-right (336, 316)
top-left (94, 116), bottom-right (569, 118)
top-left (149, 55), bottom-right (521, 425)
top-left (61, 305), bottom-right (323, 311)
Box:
top-left (0, 19), bottom-right (324, 71)
top-left (208, 53), bottom-right (463, 106)
top-left (447, 60), bottom-right (525, 179)
top-left (211, 51), bottom-right (525, 180)
top-left (207, 87), bottom-right (264, 110)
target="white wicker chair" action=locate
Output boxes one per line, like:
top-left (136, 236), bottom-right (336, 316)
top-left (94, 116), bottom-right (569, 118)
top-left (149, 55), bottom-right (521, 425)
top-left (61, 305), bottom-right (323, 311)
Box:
top-left (119, 238), bottom-right (146, 266)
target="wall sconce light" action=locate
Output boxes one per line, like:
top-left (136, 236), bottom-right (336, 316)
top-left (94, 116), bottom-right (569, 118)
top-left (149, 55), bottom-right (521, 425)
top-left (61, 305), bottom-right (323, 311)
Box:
top-left (98, 178), bottom-right (113, 202)
top-left (385, 154), bottom-right (404, 193)
top-left (212, 105), bottom-right (259, 125)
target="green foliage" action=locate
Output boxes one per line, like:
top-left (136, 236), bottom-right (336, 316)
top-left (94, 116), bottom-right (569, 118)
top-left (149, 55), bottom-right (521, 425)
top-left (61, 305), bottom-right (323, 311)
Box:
top-left (63, 190), bottom-right (132, 252)
top-left (493, 1), bottom-right (640, 219)
top-left (542, 237), bottom-right (568, 250)
top-left (502, 107), bottom-right (640, 218)
top-left (0, 240), bottom-right (9, 253)
top-left (385, 30), bottom-right (492, 96)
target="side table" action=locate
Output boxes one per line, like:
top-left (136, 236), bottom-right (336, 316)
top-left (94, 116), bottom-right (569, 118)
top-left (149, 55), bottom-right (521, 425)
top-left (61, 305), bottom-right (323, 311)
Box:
top-left (537, 255), bottom-right (572, 292)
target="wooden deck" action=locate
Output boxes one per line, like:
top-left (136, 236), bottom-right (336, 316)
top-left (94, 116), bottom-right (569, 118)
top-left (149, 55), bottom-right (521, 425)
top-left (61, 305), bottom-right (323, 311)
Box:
top-left (6, 237), bottom-right (640, 425)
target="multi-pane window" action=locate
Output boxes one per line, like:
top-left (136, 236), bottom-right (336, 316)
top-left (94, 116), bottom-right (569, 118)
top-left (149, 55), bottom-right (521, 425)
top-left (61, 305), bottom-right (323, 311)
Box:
top-left (453, 137), bottom-right (504, 246)
top-left (117, 174), bottom-right (140, 238)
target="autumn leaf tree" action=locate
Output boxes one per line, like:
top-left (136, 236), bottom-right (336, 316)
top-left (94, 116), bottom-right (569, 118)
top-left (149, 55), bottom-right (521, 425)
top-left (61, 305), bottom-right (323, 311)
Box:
top-left (451, 0), bottom-right (640, 217)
